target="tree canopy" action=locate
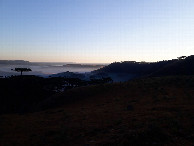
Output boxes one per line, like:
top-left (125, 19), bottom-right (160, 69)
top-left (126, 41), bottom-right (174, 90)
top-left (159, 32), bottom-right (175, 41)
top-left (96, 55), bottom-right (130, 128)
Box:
top-left (12, 68), bottom-right (32, 75)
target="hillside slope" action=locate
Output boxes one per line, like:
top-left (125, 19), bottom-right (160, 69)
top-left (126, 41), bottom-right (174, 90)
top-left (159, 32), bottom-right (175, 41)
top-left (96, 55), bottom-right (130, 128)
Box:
top-left (0, 76), bottom-right (194, 145)
top-left (151, 55), bottom-right (194, 76)
top-left (94, 55), bottom-right (194, 78)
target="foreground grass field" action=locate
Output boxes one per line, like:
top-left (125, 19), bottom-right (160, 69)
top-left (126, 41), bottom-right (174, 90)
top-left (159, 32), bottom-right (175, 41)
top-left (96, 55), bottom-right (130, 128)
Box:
top-left (0, 76), bottom-right (194, 145)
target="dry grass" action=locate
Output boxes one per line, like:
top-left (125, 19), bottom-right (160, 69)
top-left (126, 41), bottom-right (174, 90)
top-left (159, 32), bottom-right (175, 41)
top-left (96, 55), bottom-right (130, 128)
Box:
top-left (0, 76), bottom-right (194, 145)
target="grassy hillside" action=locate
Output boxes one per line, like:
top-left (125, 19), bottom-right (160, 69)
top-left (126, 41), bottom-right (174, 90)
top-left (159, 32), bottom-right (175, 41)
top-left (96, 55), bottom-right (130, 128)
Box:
top-left (0, 76), bottom-right (194, 145)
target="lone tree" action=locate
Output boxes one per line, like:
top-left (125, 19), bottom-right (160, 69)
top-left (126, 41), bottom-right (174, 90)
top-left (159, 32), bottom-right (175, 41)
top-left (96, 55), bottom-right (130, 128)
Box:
top-left (11, 68), bottom-right (32, 76)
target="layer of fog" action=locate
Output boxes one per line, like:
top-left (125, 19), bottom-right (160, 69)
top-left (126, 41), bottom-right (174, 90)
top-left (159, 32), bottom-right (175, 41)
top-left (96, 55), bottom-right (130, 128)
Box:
top-left (0, 64), bottom-right (102, 77)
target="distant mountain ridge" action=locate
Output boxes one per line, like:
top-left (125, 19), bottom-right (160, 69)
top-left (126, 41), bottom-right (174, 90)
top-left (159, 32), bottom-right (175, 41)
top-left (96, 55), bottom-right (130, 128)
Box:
top-left (0, 60), bottom-right (31, 65)
top-left (94, 55), bottom-right (194, 77)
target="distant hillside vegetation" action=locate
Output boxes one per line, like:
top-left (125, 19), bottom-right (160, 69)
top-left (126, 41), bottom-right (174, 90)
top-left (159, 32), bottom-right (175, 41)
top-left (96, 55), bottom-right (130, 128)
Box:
top-left (94, 55), bottom-right (194, 77)
top-left (151, 55), bottom-right (194, 76)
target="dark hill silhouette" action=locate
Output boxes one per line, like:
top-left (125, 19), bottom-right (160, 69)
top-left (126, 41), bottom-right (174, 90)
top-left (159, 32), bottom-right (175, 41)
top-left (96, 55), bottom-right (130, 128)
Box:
top-left (151, 55), bottom-right (194, 76)
top-left (0, 75), bottom-right (113, 114)
top-left (94, 55), bottom-right (194, 77)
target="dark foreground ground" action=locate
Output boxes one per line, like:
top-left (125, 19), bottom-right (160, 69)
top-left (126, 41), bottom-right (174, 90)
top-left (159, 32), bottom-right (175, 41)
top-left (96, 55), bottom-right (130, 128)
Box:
top-left (0, 76), bottom-right (194, 145)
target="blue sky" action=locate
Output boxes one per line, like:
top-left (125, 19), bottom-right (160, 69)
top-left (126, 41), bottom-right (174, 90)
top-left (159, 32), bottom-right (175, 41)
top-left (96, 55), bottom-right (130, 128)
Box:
top-left (0, 0), bottom-right (194, 63)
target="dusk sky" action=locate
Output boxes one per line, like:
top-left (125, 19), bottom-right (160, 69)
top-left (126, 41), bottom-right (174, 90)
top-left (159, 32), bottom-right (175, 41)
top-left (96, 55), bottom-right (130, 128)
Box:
top-left (0, 0), bottom-right (194, 63)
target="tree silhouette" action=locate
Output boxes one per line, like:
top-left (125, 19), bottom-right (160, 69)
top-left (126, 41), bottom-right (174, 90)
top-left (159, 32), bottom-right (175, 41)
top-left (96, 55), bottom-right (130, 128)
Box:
top-left (177, 56), bottom-right (187, 60)
top-left (11, 68), bottom-right (32, 76)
